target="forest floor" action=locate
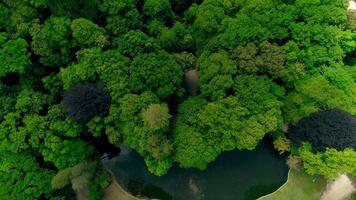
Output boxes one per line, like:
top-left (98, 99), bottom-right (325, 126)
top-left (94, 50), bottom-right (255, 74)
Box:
top-left (259, 169), bottom-right (326, 200)
top-left (321, 174), bottom-right (356, 200)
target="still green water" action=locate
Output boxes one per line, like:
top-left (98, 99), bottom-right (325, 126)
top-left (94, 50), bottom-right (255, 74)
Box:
top-left (103, 141), bottom-right (288, 200)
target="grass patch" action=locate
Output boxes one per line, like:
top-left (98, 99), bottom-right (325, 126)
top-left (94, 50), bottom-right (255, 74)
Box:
top-left (260, 169), bottom-right (327, 200)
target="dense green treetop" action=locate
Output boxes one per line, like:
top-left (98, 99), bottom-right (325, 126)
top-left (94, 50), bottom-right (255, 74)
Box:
top-left (0, 0), bottom-right (355, 198)
top-left (0, 37), bottom-right (29, 77)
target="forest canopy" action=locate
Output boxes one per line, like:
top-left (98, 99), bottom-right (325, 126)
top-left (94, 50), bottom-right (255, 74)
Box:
top-left (0, 0), bottom-right (356, 199)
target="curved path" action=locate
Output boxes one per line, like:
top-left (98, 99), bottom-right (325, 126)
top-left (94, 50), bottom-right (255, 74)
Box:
top-left (321, 175), bottom-right (355, 200)
top-left (103, 169), bottom-right (148, 200)
top-left (103, 177), bottom-right (146, 200)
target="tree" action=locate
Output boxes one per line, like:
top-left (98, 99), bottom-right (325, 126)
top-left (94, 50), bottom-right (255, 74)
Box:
top-left (5, 3), bottom-right (39, 37)
top-left (40, 138), bottom-right (93, 169)
top-left (236, 0), bottom-right (297, 41)
top-left (198, 95), bottom-right (280, 151)
top-left (173, 52), bottom-right (197, 72)
top-left (31, 16), bottom-right (72, 66)
top-left (141, 104), bottom-right (171, 130)
top-left (0, 38), bottom-right (29, 77)
top-left (143, 0), bottom-right (173, 21)
top-left (15, 89), bottom-right (48, 113)
top-left (174, 123), bottom-right (218, 169)
top-left (157, 22), bottom-right (194, 52)
top-left (273, 136), bottom-right (291, 155)
top-left (71, 18), bottom-right (108, 48)
top-left (63, 84), bottom-right (111, 123)
top-left (115, 30), bottom-right (159, 58)
top-left (60, 48), bottom-right (131, 101)
top-left (172, 75), bottom-right (284, 170)
top-left (28, 0), bottom-right (100, 19)
top-left (112, 92), bottom-right (173, 176)
top-left (218, 14), bottom-right (270, 48)
top-left (298, 143), bottom-right (356, 180)
top-left (99, 0), bottom-right (141, 36)
top-left (129, 51), bottom-right (184, 98)
top-left (296, 0), bottom-right (347, 25)
top-left (287, 23), bottom-right (344, 68)
top-left (99, 0), bottom-right (136, 15)
top-left (0, 3), bottom-right (11, 31)
top-left (283, 68), bottom-right (356, 123)
top-left (233, 41), bottom-right (286, 78)
top-left (288, 109), bottom-right (356, 152)
top-left (193, 2), bottom-right (225, 35)
top-left (198, 51), bottom-right (237, 100)
top-left (0, 151), bottom-right (57, 200)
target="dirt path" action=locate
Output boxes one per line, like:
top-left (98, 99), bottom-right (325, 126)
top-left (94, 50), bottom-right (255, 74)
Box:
top-left (103, 177), bottom-right (144, 200)
top-left (321, 174), bottom-right (356, 200)
top-left (103, 169), bottom-right (147, 200)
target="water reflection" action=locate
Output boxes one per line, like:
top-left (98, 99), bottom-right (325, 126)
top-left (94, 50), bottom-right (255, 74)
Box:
top-left (103, 141), bottom-right (288, 200)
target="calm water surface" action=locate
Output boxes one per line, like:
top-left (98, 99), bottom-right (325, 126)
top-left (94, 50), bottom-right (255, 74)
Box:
top-left (103, 141), bottom-right (288, 200)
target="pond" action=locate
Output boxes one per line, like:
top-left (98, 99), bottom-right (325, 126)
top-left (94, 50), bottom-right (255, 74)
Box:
top-left (102, 139), bottom-right (289, 200)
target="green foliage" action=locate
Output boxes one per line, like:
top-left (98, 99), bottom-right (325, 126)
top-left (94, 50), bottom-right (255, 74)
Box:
top-left (141, 104), bottom-right (171, 130)
top-left (71, 18), bottom-right (108, 48)
top-left (0, 151), bottom-right (56, 200)
top-left (273, 136), bottom-right (291, 154)
top-left (0, 38), bottom-right (29, 77)
top-left (113, 92), bottom-right (173, 175)
top-left (52, 161), bottom-right (96, 190)
top-left (0, 3), bottom-right (11, 31)
top-left (283, 68), bottom-right (356, 123)
top-left (174, 123), bottom-right (218, 169)
top-left (219, 14), bottom-right (270, 48)
top-left (143, 0), bottom-right (173, 20)
top-left (31, 16), bottom-right (72, 66)
top-left (15, 89), bottom-right (48, 113)
top-left (174, 76), bottom-right (284, 169)
top-left (198, 51), bottom-right (236, 100)
top-left (129, 51), bottom-right (184, 98)
top-left (233, 41), bottom-right (286, 77)
top-left (173, 52), bottom-right (197, 71)
top-left (101, 1), bottom-right (141, 36)
top-left (115, 30), bottom-right (158, 57)
top-left (157, 22), bottom-right (194, 52)
top-left (32, 0), bottom-right (100, 19)
top-left (6, 3), bottom-right (39, 37)
top-left (288, 23), bottom-right (344, 68)
top-left (299, 144), bottom-right (356, 180)
top-left (199, 93), bottom-right (281, 151)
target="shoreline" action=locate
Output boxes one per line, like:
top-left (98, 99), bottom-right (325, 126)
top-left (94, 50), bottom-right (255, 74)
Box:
top-left (103, 168), bottom-right (148, 200)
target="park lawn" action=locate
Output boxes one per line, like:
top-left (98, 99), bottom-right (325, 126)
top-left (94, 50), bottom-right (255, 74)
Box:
top-left (260, 169), bottom-right (327, 200)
